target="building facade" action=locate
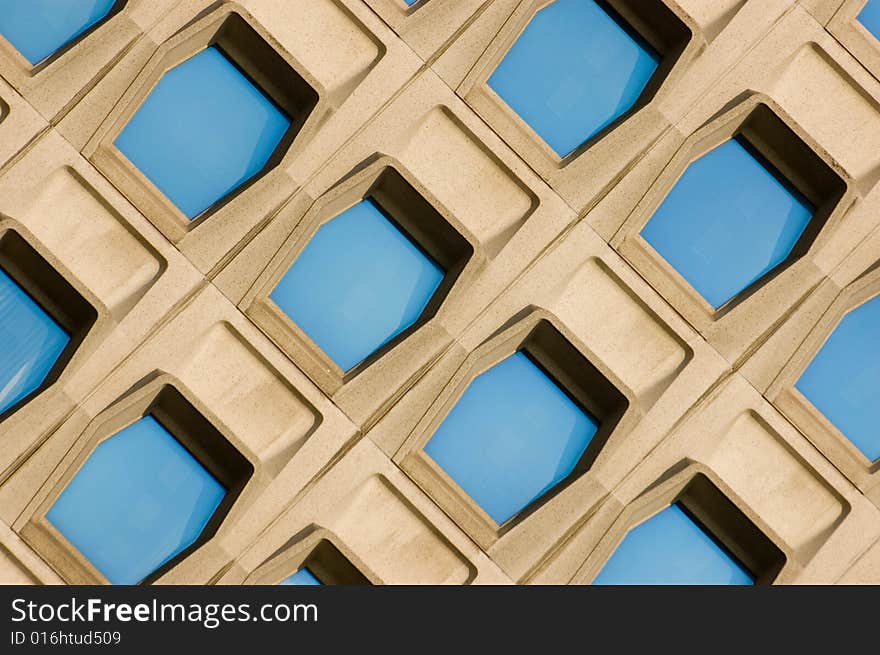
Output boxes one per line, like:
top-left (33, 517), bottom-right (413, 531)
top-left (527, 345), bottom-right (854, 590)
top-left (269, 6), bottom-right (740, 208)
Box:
top-left (0, 0), bottom-right (879, 585)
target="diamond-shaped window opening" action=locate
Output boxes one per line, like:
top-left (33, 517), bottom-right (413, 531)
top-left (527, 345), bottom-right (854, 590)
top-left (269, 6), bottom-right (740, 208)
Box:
top-left (281, 568), bottom-right (323, 585)
top-left (488, 0), bottom-right (691, 158)
top-left (46, 386), bottom-right (253, 585)
top-left (796, 293), bottom-right (880, 463)
top-left (279, 540), bottom-right (372, 586)
top-left (0, 0), bottom-right (126, 67)
top-left (594, 504), bottom-right (755, 585)
top-left (424, 321), bottom-right (629, 526)
top-left (594, 475), bottom-right (785, 585)
top-left (858, 0), bottom-right (880, 40)
top-left (0, 230), bottom-right (96, 422)
top-left (270, 169), bottom-right (474, 374)
top-left (641, 104), bottom-right (847, 312)
top-left (114, 14), bottom-right (319, 222)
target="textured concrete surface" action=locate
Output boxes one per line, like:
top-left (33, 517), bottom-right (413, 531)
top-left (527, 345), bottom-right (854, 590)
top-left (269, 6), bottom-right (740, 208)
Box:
top-left (1, 0), bottom-right (879, 585)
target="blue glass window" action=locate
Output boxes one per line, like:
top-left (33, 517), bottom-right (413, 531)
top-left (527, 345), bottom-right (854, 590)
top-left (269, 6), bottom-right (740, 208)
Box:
top-left (280, 568), bottom-right (323, 586)
top-left (47, 416), bottom-right (226, 585)
top-left (796, 295), bottom-right (880, 461)
top-left (858, 0), bottom-right (880, 39)
top-left (0, 267), bottom-right (69, 417)
top-left (641, 138), bottom-right (815, 309)
top-left (488, 0), bottom-right (659, 157)
top-left (270, 199), bottom-right (445, 372)
top-left (593, 504), bottom-right (754, 585)
top-left (424, 351), bottom-right (599, 525)
top-left (115, 46), bottom-right (291, 219)
top-left (0, 0), bottom-right (117, 65)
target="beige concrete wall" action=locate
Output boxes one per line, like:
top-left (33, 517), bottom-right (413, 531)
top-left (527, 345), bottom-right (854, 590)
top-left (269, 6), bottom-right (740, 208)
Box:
top-left (0, 0), bottom-right (879, 584)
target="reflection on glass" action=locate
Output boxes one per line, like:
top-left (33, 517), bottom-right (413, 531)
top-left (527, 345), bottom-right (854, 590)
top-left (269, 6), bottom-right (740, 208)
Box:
top-left (858, 0), bottom-right (880, 40)
top-left (488, 0), bottom-right (659, 156)
top-left (280, 568), bottom-right (323, 586)
top-left (0, 267), bottom-right (69, 416)
top-left (796, 295), bottom-right (880, 461)
top-left (115, 46), bottom-right (291, 219)
top-left (641, 138), bottom-right (814, 308)
top-left (424, 351), bottom-right (599, 524)
top-left (0, 0), bottom-right (117, 65)
top-left (47, 416), bottom-right (226, 585)
top-left (270, 199), bottom-right (444, 372)
top-left (594, 504), bottom-right (754, 585)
